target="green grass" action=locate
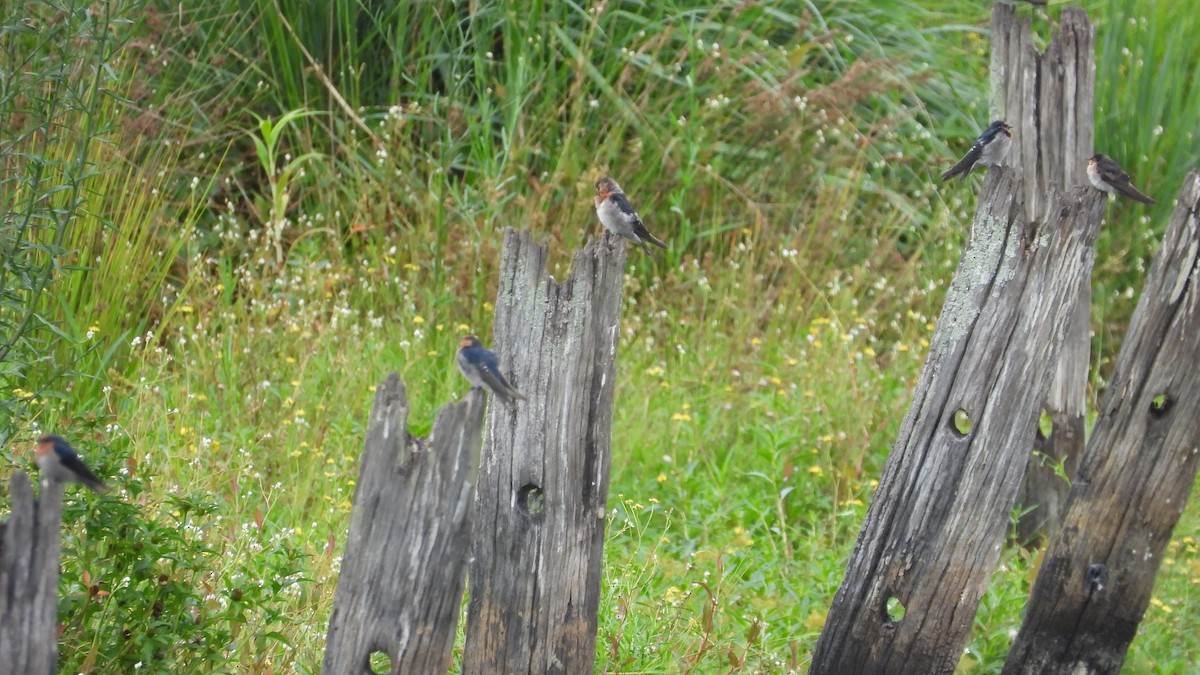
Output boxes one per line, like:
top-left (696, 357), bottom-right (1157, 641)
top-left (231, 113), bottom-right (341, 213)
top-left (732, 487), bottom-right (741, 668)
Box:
top-left (2, 0), bottom-right (1198, 672)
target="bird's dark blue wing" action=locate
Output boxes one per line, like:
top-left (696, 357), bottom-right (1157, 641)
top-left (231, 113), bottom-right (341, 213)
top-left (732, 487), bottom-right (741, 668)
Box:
top-left (55, 446), bottom-right (106, 490)
top-left (611, 192), bottom-right (666, 248)
top-left (477, 350), bottom-right (525, 399)
top-left (478, 349), bottom-right (503, 375)
top-left (941, 144), bottom-right (982, 181)
top-left (609, 193), bottom-right (641, 222)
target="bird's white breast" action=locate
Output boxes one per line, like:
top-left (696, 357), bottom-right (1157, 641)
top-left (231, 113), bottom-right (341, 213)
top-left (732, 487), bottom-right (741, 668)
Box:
top-left (595, 198), bottom-right (628, 230)
top-left (1087, 163), bottom-right (1111, 192)
top-left (979, 133), bottom-right (1012, 167)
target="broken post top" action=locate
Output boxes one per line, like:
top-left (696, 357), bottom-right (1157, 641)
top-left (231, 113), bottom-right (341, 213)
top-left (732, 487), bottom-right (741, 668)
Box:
top-left (322, 375), bottom-right (485, 675)
top-left (463, 228), bottom-right (626, 674)
top-left (990, 3), bottom-right (1096, 225)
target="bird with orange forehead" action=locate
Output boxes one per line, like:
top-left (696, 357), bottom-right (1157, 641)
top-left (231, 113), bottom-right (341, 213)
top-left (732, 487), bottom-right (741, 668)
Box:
top-left (594, 176), bottom-right (668, 254)
top-left (34, 435), bottom-right (108, 492)
top-left (456, 335), bottom-right (527, 404)
top-left (941, 120), bottom-right (1013, 181)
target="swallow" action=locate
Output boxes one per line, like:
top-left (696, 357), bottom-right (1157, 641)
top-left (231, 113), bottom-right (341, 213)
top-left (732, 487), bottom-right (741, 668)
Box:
top-left (1088, 154), bottom-right (1156, 205)
top-left (594, 176), bottom-right (667, 254)
top-left (34, 435), bottom-right (108, 492)
top-left (941, 120), bottom-right (1013, 181)
top-left (457, 335), bottom-right (527, 403)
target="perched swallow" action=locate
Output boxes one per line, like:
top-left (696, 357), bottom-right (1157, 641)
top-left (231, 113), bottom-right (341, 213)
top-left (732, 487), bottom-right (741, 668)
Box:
top-left (457, 335), bottom-right (527, 403)
top-left (1088, 153), bottom-right (1156, 205)
top-left (594, 176), bottom-right (667, 254)
top-left (34, 435), bottom-right (108, 492)
top-left (941, 120), bottom-right (1013, 181)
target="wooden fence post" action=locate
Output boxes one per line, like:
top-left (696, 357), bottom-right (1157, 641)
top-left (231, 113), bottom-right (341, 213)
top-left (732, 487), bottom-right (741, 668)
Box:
top-left (322, 375), bottom-right (485, 674)
top-left (810, 173), bottom-right (1106, 674)
top-left (991, 4), bottom-right (1097, 542)
top-left (462, 229), bottom-right (625, 674)
top-left (0, 473), bottom-right (63, 674)
top-left (1003, 170), bottom-right (1200, 674)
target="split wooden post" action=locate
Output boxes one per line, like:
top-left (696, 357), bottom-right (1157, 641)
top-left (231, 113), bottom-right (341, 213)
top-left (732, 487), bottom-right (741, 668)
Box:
top-left (462, 229), bottom-right (625, 674)
top-left (991, 4), bottom-right (1097, 542)
top-left (322, 375), bottom-right (485, 674)
top-left (0, 473), bottom-right (63, 674)
top-left (810, 172), bottom-right (1106, 674)
top-left (1003, 171), bottom-right (1200, 674)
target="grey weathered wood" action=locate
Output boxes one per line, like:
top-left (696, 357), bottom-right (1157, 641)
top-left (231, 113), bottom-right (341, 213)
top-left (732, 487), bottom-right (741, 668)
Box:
top-left (322, 374), bottom-right (485, 675)
top-left (991, 6), bottom-right (1095, 225)
top-left (462, 229), bottom-right (625, 675)
top-left (991, 4), bottom-right (1097, 543)
top-left (810, 172), bottom-right (1107, 674)
top-left (1003, 170), bottom-right (1200, 675)
top-left (0, 473), bottom-right (63, 674)
top-left (1018, 295), bottom-right (1088, 542)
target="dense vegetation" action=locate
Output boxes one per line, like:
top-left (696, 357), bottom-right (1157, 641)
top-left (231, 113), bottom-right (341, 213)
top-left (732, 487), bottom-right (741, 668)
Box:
top-left (2, 0), bottom-right (1197, 671)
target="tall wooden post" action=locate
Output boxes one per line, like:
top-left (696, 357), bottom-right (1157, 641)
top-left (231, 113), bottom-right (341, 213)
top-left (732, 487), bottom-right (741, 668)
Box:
top-left (0, 473), bottom-right (63, 674)
top-left (1003, 171), bottom-right (1200, 674)
top-left (322, 376), bottom-right (485, 674)
top-left (810, 173), bottom-right (1106, 674)
top-left (462, 229), bottom-right (625, 674)
top-left (992, 4), bottom-right (1097, 542)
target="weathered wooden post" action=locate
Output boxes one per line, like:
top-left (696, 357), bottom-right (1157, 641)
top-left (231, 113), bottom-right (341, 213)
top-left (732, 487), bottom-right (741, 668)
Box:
top-left (462, 229), bottom-right (625, 674)
top-left (992, 4), bottom-right (1097, 542)
top-left (322, 375), bottom-right (485, 674)
top-left (810, 173), bottom-right (1106, 674)
top-left (1003, 170), bottom-right (1200, 674)
top-left (0, 473), bottom-right (63, 674)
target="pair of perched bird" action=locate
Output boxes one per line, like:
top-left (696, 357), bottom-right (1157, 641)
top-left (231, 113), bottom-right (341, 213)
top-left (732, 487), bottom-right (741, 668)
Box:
top-left (941, 119), bottom-right (1156, 205)
top-left (456, 175), bottom-right (667, 403)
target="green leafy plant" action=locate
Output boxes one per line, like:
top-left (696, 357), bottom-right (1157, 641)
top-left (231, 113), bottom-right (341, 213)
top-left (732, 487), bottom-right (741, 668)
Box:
top-left (0, 0), bottom-right (119, 433)
top-left (247, 110), bottom-right (323, 268)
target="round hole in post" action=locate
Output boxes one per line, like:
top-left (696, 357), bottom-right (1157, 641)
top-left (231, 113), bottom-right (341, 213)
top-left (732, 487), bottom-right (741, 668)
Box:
top-left (1037, 409), bottom-right (1054, 440)
top-left (885, 595), bottom-right (906, 623)
top-left (1150, 393), bottom-right (1172, 418)
top-left (1086, 563), bottom-right (1108, 594)
top-left (518, 483), bottom-right (545, 516)
top-left (369, 650), bottom-right (393, 674)
top-left (950, 408), bottom-right (973, 437)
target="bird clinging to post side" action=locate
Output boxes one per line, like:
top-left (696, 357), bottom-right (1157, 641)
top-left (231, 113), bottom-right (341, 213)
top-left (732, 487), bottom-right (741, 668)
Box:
top-left (456, 335), bottom-right (527, 404)
top-left (34, 435), bottom-right (108, 492)
top-left (1087, 153), bottom-right (1156, 205)
top-left (593, 176), bottom-right (668, 254)
top-left (940, 120), bottom-right (1013, 181)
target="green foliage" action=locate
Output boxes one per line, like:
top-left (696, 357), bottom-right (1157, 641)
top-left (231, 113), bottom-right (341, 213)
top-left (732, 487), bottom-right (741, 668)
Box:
top-left (55, 451), bottom-right (313, 673)
top-left (1, 0), bottom-right (1198, 672)
top-left (247, 110), bottom-right (323, 267)
top-left (0, 0), bottom-right (119, 430)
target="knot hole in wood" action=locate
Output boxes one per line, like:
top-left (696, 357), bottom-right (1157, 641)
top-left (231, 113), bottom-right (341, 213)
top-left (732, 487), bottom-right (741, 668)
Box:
top-left (518, 483), bottom-right (545, 518)
top-left (368, 648), bottom-right (392, 673)
top-left (950, 408), bottom-right (974, 437)
top-left (882, 595), bottom-right (906, 628)
top-left (1149, 393), bottom-right (1172, 419)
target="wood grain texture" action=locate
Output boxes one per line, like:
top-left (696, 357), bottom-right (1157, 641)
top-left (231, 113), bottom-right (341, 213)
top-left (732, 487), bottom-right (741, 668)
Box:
top-left (1004, 171), bottom-right (1200, 675)
top-left (991, 3), bottom-right (1097, 543)
top-left (811, 171), bottom-right (1106, 674)
top-left (991, 6), bottom-right (1095, 224)
top-left (322, 375), bottom-right (485, 674)
top-left (462, 229), bottom-right (625, 675)
top-left (0, 473), bottom-right (63, 675)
